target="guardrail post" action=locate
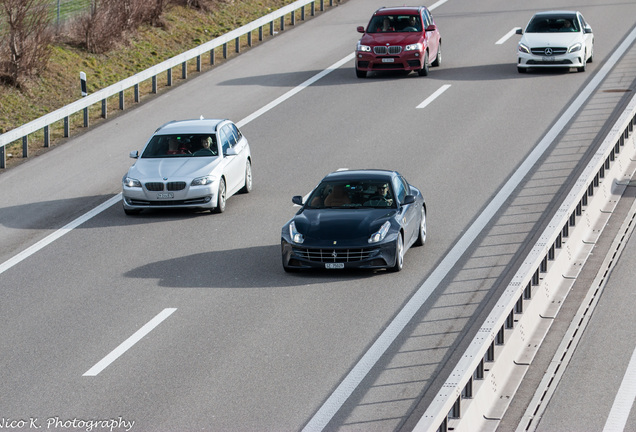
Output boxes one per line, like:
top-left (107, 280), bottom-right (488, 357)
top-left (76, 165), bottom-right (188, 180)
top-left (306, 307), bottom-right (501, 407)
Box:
top-left (22, 136), bottom-right (28, 158)
top-left (64, 116), bottom-right (69, 137)
top-left (134, 84), bottom-right (140, 102)
top-left (486, 342), bottom-right (495, 361)
top-left (119, 91), bottom-right (124, 110)
top-left (475, 358), bottom-right (484, 379)
top-left (292, 9), bottom-right (296, 25)
top-left (259, 26), bottom-right (263, 41)
top-left (248, 31), bottom-right (252, 47)
top-left (524, 281), bottom-right (532, 300)
top-left (210, 49), bottom-right (215, 65)
top-left (83, 107), bottom-right (89, 127)
top-left (0, 146), bottom-right (4, 169)
top-left (515, 295), bottom-right (524, 313)
top-left (223, 43), bottom-right (228, 59)
top-left (496, 326), bottom-right (505, 345)
top-left (102, 99), bottom-right (107, 118)
top-left (196, 55), bottom-right (201, 72)
top-left (320, 0), bottom-right (324, 11)
top-left (152, 75), bottom-right (157, 93)
top-left (182, 61), bottom-right (187, 79)
top-left (301, 5), bottom-right (305, 20)
top-left (280, 15), bottom-right (285, 31)
top-left (235, 36), bottom-right (240, 53)
top-left (463, 376), bottom-right (473, 398)
top-left (311, 2), bottom-right (315, 16)
top-left (451, 396), bottom-right (461, 419)
top-left (167, 68), bottom-right (173, 86)
top-left (44, 125), bottom-right (50, 148)
top-left (506, 310), bottom-right (514, 329)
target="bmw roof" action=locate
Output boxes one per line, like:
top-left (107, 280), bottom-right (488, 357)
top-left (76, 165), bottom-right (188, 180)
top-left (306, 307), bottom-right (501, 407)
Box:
top-left (154, 118), bottom-right (226, 135)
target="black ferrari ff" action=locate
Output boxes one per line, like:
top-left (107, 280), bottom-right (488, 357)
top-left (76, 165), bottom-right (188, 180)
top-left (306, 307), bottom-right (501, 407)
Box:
top-left (281, 169), bottom-right (427, 272)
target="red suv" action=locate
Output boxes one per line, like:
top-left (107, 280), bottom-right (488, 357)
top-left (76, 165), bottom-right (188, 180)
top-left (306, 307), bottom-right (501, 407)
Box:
top-left (355, 6), bottom-right (441, 78)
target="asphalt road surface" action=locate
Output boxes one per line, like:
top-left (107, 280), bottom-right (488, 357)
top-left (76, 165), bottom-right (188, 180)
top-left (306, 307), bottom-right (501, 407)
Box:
top-left (1, 0), bottom-right (636, 431)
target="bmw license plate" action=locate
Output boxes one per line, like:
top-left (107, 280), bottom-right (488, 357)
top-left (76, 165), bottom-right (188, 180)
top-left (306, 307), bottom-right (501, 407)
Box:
top-left (325, 263), bottom-right (345, 269)
top-left (382, 58), bottom-right (395, 63)
top-left (157, 192), bottom-right (174, 199)
top-left (541, 56), bottom-right (555, 62)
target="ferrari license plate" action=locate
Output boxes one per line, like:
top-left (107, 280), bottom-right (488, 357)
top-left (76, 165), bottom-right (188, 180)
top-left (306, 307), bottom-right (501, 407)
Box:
top-left (325, 263), bottom-right (345, 269)
top-left (157, 192), bottom-right (174, 199)
top-left (382, 58), bottom-right (395, 63)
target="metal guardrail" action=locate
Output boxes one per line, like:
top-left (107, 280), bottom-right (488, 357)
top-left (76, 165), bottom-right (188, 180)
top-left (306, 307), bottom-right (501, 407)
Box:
top-left (413, 93), bottom-right (636, 432)
top-left (0, 0), bottom-right (338, 169)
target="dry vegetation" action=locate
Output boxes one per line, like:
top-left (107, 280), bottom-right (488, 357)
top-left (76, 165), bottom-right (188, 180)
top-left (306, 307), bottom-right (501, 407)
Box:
top-left (0, 0), bottom-right (331, 169)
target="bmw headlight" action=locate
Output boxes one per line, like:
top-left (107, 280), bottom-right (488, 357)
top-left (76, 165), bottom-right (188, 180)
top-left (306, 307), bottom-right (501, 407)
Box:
top-left (191, 176), bottom-right (215, 186)
top-left (123, 176), bottom-right (141, 188)
top-left (518, 43), bottom-right (530, 54)
top-left (568, 43), bottom-right (582, 53)
top-left (289, 221), bottom-right (304, 244)
top-left (405, 42), bottom-right (423, 51)
top-left (357, 42), bottom-right (371, 52)
top-left (369, 220), bottom-right (391, 244)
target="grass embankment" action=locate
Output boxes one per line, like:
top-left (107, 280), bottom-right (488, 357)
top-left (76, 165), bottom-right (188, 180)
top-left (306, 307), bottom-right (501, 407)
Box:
top-left (0, 0), bottom-right (318, 170)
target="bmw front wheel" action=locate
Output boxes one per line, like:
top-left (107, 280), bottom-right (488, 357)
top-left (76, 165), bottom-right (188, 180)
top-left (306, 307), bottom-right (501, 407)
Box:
top-left (418, 51), bottom-right (429, 76)
top-left (240, 159), bottom-right (253, 194)
top-left (214, 178), bottom-right (227, 213)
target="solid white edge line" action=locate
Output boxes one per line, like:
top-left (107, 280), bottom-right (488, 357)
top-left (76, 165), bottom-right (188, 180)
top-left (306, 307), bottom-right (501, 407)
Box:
top-left (604, 347), bottom-right (636, 432)
top-left (304, 15), bottom-right (636, 432)
top-left (416, 84), bottom-right (451, 109)
top-left (496, 27), bottom-right (521, 45)
top-left (83, 308), bottom-right (177, 376)
top-left (0, 193), bottom-right (122, 276)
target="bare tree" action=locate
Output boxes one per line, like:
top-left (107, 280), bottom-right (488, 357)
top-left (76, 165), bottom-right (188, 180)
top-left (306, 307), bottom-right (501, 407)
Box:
top-left (0, 0), bottom-right (52, 88)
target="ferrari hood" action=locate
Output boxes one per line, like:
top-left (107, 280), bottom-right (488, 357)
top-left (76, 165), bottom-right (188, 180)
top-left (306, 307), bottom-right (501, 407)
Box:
top-left (294, 208), bottom-right (395, 243)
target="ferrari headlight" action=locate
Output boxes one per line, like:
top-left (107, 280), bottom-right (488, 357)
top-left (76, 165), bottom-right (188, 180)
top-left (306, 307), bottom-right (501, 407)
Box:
top-left (357, 42), bottom-right (371, 52)
top-left (568, 43), bottom-right (582, 53)
top-left (369, 221), bottom-right (391, 244)
top-left (405, 43), bottom-right (423, 51)
top-left (518, 43), bottom-right (530, 54)
top-left (289, 221), bottom-right (304, 244)
top-left (123, 176), bottom-right (141, 188)
top-left (191, 176), bottom-right (215, 186)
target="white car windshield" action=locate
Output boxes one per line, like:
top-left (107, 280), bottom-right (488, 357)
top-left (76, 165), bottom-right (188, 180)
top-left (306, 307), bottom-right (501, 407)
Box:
top-left (526, 15), bottom-right (579, 33)
top-left (306, 180), bottom-right (396, 209)
top-left (141, 134), bottom-right (219, 158)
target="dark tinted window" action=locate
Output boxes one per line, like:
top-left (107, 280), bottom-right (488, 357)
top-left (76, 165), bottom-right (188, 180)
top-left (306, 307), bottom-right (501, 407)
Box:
top-left (526, 14), bottom-right (579, 33)
top-left (141, 134), bottom-right (218, 158)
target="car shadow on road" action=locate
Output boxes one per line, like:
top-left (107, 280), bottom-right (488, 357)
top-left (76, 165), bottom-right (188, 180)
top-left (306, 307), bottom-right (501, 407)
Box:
top-left (124, 244), bottom-right (379, 289)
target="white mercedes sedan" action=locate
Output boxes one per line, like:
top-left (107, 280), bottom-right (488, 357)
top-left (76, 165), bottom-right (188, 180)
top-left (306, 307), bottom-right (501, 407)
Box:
top-left (122, 118), bottom-right (252, 215)
top-left (516, 11), bottom-right (593, 73)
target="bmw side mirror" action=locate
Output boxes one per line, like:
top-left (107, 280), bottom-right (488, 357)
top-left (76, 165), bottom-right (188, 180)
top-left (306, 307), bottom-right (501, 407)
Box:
top-left (225, 147), bottom-right (238, 156)
top-left (292, 196), bottom-right (303, 205)
top-left (425, 24), bottom-right (437, 32)
top-left (129, 151), bottom-right (139, 159)
top-left (515, 28), bottom-right (523, 35)
top-left (357, 26), bottom-right (365, 33)
top-left (402, 195), bottom-right (415, 205)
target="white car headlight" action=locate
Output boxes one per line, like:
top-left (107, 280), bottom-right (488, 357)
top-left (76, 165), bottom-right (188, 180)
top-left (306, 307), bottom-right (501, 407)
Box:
top-left (369, 221), bottom-right (391, 244)
top-left (123, 176), bottom-right (141, 188)
top-left (289, 221), bottom-right (304, 244)
top-left (568, 43), bottom-right (582, 53)
top-left (191, 176), bottom-right (215, 186)
top-left (357, 42), bottom-right (371, 52)
top-left (405, 43), bottom-right (423, 51)
top-left (518, 43), bottom-right (530, 54)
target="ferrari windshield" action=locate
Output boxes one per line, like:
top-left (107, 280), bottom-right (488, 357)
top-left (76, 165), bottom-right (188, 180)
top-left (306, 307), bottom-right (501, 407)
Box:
top-left (140, 134), bottom-right (219, 158)
top-left (306, 180), bottom-right (396, 209)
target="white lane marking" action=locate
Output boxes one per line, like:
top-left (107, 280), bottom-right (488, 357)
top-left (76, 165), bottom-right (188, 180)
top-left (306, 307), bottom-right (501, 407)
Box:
top-left (429, 0), bottom-right (448, 10)
top-left (236, 53), bottom-right (354, 128)
top-left (83, 308), bottom-right (177, 376)
top-left (603, 346), bottom-right (636, 432)
top-left (496, 27), bottom-right (521, 45)
top-left (302, 17), bottom-right (636, 432)
top-left (0, 194), bottom-right (122, 276)
top-left (416, 84), bottom-right (451, 109)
